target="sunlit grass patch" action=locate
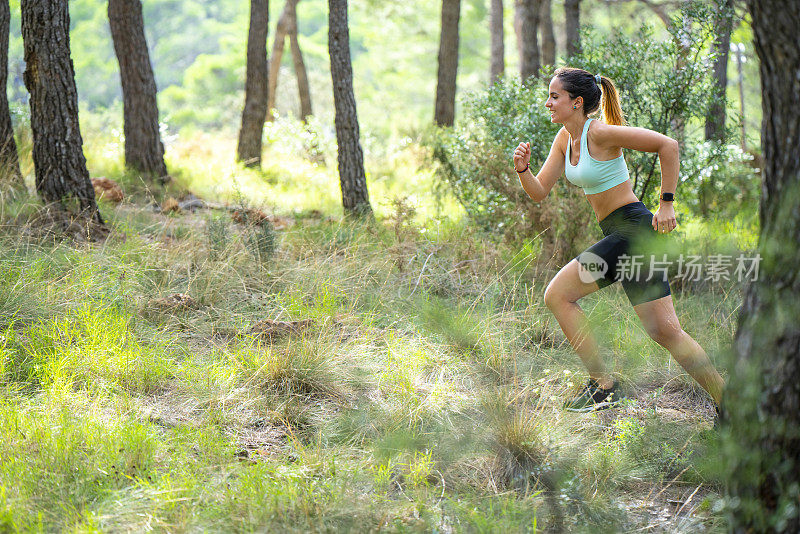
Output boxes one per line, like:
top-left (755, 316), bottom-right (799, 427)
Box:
top-left (224, 335), bottom-right (363, 402)
top-left (416, 295), bottom-right (484, 353)
top-left (17, 305), bottom-right (175, 394)
top-left (0, 396), bottom-right (163, 531)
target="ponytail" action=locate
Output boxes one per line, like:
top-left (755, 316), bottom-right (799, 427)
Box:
top-left (554, 68), bottom-right (627, 126)
top-left (599, 76), bottom-right (626, 126)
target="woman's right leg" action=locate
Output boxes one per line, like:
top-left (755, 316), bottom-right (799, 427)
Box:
top-left (543, 259), bottom-right (612, 388)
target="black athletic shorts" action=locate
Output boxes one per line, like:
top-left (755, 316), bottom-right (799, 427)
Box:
top-left (575, 201), bottom-right (671, 306)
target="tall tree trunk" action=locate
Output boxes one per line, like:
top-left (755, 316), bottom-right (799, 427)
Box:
top-left (108, 0), bottom-right (168, 182)
top-left (515, 0), bottom-right (540, 81)
top-left (434, 0), bottom-right (461, 127)
top-left (328, 0), bottom-right (371, 216)
top-left (729, 1), bottom-right (800, 532)
top-left (564, 0), bottom-right (581, 57)
top-left (237, 0), bottom-right (269, 168)
top-left (288, 2), bottom-right (312, 122)
top-left (490, 0), bottom-right (504, 84)
top-left (21, 0), bottom-right (101, 223)
top-left (0, 0), bottom-right (21, 188)
top-left (734, 43), bottom-right (747, 150)
top-left (267, 0), bottom-right (295, 121)
top-left (540, 0), bottom-right (555, 67)
top-left (704, 0), bottom-right (734, 141)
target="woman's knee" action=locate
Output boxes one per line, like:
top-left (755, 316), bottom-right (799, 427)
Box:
top-left (544, 260), bottom-right (595, 311)
top-left (645, 319), bottom-right (684, 346)
top-left (544, 282), bottom-right (575, 311)
top-left (543, 284), bottom-right (560, 310)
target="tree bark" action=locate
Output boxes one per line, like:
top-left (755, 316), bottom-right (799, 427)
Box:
top-left (729, 1), bottom-right (800, 532)
top-left (434, 0), bottom-right (461, 127)
top-left (490, 0), bottom-right (504, 84)
top-left (108, 0), bottom-right (168, 182)
top-left (564, 0), bottom-right (581, 57)
top-left (21, 0), bottom-right (101, 223)
top-left (0, 0), bottom-right (21, 188)
top-left (288, 2), bottom-right (312, 122)
top-left (267, 0), bottom-right (294, 121)
top-left (540, 0), bottom-right (555, 67)
top-left (328, 0), bottom-right (371, 216)
top-left (515, 0), bottom-right (541, 81)
top-left (237, 0), bottom-right (269, 168)
top-left (704, 0), bottom-right (734, 141)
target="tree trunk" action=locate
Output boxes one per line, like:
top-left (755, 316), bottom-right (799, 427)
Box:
top-left (0, 0), bottom-right (21, 188)
top-left (237, 0), bottom-right (269, 168)
top-left (21, 0), bottom-right (101, 223)
top-left (490, 0), bottom-right (504, 84)
top-left (735, 43), bottom-right (747, 150)
top-left (288, 2), bottom-right (312, 122)
top-left (108, 0), bottom-right (168, 182)
top-left (729, 1), bottom-right (800, 532)
top-left (328, 0), bottom-right (371, 216)
top-left (515, 0), bottom-right (540, 81)
top-left (267, 0), bottom-right (294, 122)
top-left (704, 0), bottom-right (734, 141)
top-left (434, 0), bottom-right (461, 127)
top-left (540, 0), bottom-right (555, 67)
top-left (564, 0), bottom-right (581, 57)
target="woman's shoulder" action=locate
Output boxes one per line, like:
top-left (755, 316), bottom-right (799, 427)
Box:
top-left (587, 119), bottom-right (623, 148)
top-left (554, 127), bottom-right (569, 150)
top-left (587, 118), bottom-right (611, 135)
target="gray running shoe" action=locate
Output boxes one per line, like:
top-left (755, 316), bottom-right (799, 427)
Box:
top-left (564, 378), bottom-right (623, 412)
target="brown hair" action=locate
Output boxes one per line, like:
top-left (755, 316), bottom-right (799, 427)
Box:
top-left (553, 67), bottom-right (627, 126)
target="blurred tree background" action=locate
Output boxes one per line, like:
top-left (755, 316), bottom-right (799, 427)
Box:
top-left (4, 0), bottom-right (763, 146)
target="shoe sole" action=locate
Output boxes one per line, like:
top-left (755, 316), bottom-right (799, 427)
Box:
top-left (564, 399), bottom-right (623, 413)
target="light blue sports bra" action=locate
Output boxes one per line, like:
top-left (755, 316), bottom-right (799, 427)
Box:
top-left (565, 118), bottom-right (630, 195)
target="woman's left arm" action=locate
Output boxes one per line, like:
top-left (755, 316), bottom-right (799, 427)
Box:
top-left (593, 123), bottom-right (679, 233)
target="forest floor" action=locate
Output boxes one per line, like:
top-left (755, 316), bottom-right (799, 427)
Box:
top-left (0, 138), bottom-right (752, 532)
top-left (0, 199), bottom-right (738, 533)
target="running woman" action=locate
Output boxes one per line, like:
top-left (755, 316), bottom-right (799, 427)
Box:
top-left (513, 67), bottom-right (724, 412)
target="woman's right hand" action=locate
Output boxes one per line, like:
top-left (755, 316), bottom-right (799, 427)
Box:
top-left (513, 142), bottom-right (531, 172)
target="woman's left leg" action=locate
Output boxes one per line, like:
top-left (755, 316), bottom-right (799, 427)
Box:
top-left (633, 295), bottom-right (724, 405)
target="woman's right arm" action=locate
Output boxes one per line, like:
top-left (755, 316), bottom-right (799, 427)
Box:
top-left (514, 128), bottom-right (567, 202)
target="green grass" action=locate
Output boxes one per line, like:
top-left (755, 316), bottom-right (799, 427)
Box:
top-left (0, 127), bottom-right (746, 532)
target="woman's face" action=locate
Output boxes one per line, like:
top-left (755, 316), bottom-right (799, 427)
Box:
top-left (545, 77), bottom-right (576, 124)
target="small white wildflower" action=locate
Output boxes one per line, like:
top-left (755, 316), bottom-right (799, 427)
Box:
top-left (563, 370), bottom-right (571, 375)
top-left (543, 368), bottom-right (551, 374)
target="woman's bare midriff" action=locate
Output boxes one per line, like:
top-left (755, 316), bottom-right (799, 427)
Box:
top-left (586, 180), bottom-right (641, 222)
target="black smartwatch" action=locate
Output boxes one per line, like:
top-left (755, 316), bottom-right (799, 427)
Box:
top-left (660, 192), bottom-right (674, 202)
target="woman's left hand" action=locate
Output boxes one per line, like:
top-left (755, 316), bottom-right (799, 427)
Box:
top-left (652, 203), bottom-right (677, 234)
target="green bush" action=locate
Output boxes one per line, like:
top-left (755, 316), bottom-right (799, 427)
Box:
top-left (429, 78), bottom-right (595, 260)
top-left (568, 2), bottom-right (751, 207)
top-left (430, 2), bottom-right (754, 256)
top-left (245, 219), bottom-right (279, 263)
top-left (205, 215), bottom-right (231, 261)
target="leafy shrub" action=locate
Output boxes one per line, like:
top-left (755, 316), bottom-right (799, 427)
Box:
top-left (429, 79), bottom-right (595, 261)
top-left (568, 2), bottom-right (744, 205)
top-left (679, 141), bottom-right (759, 219)
top-left (245, 219), bottom-right (278, 263)
top-left (430, 2), bottom-right (751, 257)
top-left (205, 215), bottom-right (231, 260)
